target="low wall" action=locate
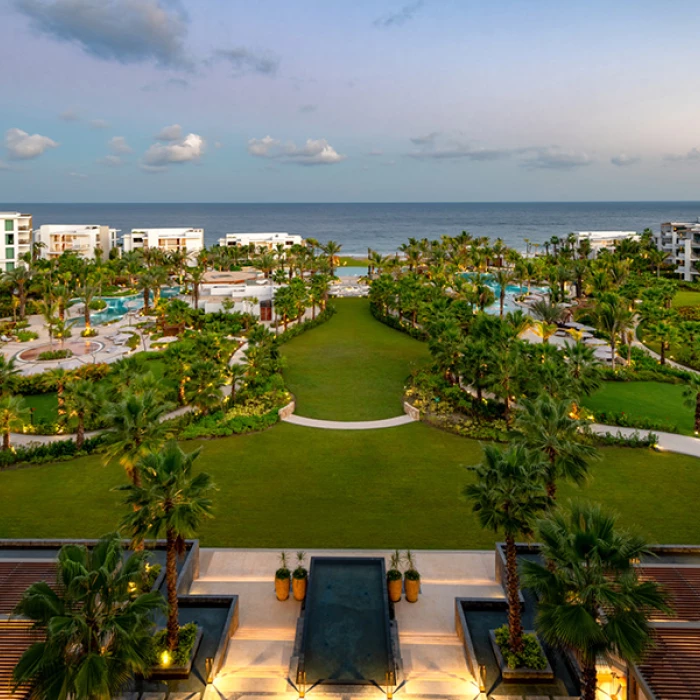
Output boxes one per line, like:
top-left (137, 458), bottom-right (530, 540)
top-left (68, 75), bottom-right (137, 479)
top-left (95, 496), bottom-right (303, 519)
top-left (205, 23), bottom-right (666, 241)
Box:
top-left (403, 401), bottom-right (420, 420)
top-left (278, 399), bottom-right (296, 420)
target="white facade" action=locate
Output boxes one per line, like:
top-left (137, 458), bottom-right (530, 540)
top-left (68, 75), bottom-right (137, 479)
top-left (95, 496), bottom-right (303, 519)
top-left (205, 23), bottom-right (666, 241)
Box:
top-left (121, 228), bottom-right (204, 262)
top-left (654, 221), bottom-right (700, 281)
top-left (0, 212), bottom-right (32, 272)
top-left (35, 224), bottom-right (117, 260)
top-left (575, 231), bottom-right (639, 257)
top-left (217, 232), bottom-right (303, 252)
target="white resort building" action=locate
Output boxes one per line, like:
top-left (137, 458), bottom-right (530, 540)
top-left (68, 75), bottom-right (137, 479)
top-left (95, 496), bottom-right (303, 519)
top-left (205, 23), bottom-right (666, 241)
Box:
top-left (34, 224), bottom-right (117, 261)
top-left (574, 231), bottom-right (639, 257)
top-left (121, 227), bottom-right (204, 262)
top-left (655, 221), bottom-right (700, 281)
top-left (217, 232), bottom-right (304, 252)
top-left (0, 212), bottom-right (32, 271)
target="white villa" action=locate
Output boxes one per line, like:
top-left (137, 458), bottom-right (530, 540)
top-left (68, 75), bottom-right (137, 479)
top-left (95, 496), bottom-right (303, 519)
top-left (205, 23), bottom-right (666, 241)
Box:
top-left (574, 231), bottom-right (639, 257)
top-left (0, 212), bottom-right (32, 271)
top-left (655, 221), bottom-right (700, 281)
top-left (34, 224), bottom-right (117, 260)
top-left (121, 227), bottom-right (204, 263)
top-left (218, 232), bottom-right (303, 252)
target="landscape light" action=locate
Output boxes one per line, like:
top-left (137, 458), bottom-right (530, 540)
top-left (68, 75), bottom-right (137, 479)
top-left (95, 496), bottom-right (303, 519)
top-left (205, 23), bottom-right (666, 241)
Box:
top-left (160, 650), bottom-right (171, 667)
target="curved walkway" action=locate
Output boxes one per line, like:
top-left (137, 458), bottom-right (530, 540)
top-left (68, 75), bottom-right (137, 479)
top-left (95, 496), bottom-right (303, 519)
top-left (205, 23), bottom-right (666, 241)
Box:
top-left (590, 424), bottom-right (700, 458)
top-left (282, 413), bottom-right (416, 430)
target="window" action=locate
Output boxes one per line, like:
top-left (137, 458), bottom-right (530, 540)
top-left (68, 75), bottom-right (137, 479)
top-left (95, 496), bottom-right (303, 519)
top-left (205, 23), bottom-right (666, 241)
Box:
top-left (5, 248), bottom-right (14, 261)
top-left (4, 220), bottom-right (13, 232)
top-left (5, 234), bottom-right (13, 245)
top-left (5, 262), bottom-right (14, 272)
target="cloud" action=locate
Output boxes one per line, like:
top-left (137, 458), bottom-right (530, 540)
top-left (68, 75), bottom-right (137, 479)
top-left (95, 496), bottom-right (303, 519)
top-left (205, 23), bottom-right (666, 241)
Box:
top-left (408, 134), bottom-right (509, 161)
top-left (519, 147), bottom-right (592, 170)
top-left (5, 128), bottom-right (59, 160)
top-left (155, 124), bottom-right (182, 141)
top-left (109, 136), bottom-right (132, 154)
top-left (15, 0), bottom-right (191, 68)
top-left (410, 132), bottom-right (440, 146)
top-left (213, 47), bottom-right (279, 76)
top-left (97, 154), bottom-right (124, 167)
top-left (143, 132), bottom-right (204, 168)
top-left (247, 136), bottom-right (346, 166)
top-left (90, 118), bottom-right (110, 129)
top-left (664, 147), bottom-right (700, 163)
top-left (611, 153), bottom-right (640, 167)
top-left (299, 104), bottom-right (317, 114)
top-left (373, 1), bottom-right (423, 28)
top-left (59, 108), bottom-right (80, 122)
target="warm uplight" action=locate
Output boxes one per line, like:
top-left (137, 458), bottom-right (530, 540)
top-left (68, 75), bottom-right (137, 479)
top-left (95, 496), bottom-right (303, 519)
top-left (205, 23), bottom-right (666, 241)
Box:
top-left (127, 582), bottom-right (137, 593)
top-left (160, 650), bottom-right (171, 667)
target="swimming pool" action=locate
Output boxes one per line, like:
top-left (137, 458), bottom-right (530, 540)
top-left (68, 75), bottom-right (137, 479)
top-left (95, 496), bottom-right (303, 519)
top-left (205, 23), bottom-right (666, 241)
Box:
top-left (461, 274), bottom-right (548, 315)
top-left (73, 286), bottom-right (181, 326)
top-left (298, 557), bottom-right (395, 686)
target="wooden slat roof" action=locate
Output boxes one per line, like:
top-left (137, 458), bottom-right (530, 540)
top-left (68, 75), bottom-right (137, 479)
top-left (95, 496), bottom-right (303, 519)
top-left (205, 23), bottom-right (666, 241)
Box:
top-left (0, 562), bottom-right (56, 615)
top-left (638, 628), bottom-right (700, 700)
top-left (0, 620), bottom-right (42, 700)
top-left (639, 566), bottom-right (700, 622)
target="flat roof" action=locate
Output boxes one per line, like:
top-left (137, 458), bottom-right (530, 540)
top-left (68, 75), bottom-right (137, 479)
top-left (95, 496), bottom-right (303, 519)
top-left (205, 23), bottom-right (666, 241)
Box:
top-left (575, 231), bottom-right (638, 237)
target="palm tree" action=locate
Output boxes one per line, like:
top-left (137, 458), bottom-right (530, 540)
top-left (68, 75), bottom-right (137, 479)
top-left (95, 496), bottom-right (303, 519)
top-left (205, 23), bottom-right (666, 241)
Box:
top-left (465, 444), bottom-right (549, 655)
top-left (4, 265), bottom-right (31, 320)
top-left (63, 379), bottom-right (100, 448)
top-left (492, 268), bottom-right (514, 318)
top-left (43, 367), bottom-right (70, 416)
top-left (522, 503), bottom-right (670, 700)
top-left (102, 390), bottom-right (175, 486)
top-left (647, 319), bottom-right (679, 365)
top-left (563, 340), bottom-right (601, 399)
top-left (187, 265), bottom-right (205, 309)
top-left (513, 393), bottom-right (597, 500)
top-left (227, 362), bottom-right (247, 403)
top-left (136, 269), bottom-right (157, 313)
top-left (529, 299), bottom-right (566, 325)
top-left (117, 441), bottom-right (216, 652)
top-left (593, 293), bottom-right (633, 369)
top-left (13, 533), bottom-right (166, 700)
top-left (0, 394), bottom-right (29, 450)
top-left (683, 373), bottom-right (700, 434)
top-left (0, 355), bottom-right (20, 396)
top-left (321, 240), bottom-right (343, 277)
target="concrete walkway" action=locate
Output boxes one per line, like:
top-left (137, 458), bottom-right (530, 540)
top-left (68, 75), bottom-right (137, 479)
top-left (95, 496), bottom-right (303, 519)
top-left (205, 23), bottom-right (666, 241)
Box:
top-left (281, 413), bottom-right (416, 430)
top-left (591, 423), bottom-right (700, 458)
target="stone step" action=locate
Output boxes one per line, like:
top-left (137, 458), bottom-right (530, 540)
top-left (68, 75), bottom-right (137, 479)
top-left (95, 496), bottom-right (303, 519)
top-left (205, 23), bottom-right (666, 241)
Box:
top-left (399, 634), bottom-right (462, 646)
top-left (222, 639), bottom-right (295, 674)
top-left (210, 676), bottom-right (294, 695)
top-left (234, 627), bottom-right (296, 641)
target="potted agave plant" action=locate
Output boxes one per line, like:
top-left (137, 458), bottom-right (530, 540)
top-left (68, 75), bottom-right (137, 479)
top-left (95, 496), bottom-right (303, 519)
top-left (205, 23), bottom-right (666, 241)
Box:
top-left (275, 551), bottom-right (291, 601)
top-left (292, 551), bottom-right (308, 601)
top-left (404, 550), bottom-right (421, 603)
top-left (387, 550), bottom-right (403, 603)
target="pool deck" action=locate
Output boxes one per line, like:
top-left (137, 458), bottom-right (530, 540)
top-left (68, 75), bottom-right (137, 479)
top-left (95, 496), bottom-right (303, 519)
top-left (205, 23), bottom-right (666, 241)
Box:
top-left (192, 548), bottom-right (502, 699)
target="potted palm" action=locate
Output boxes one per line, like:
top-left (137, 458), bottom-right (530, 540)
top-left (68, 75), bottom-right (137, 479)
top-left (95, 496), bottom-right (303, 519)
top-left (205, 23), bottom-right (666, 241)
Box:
top-left (275, 551), bottom-right (291, 601)
top-left (404, 550), bottom-right (421, 603)
top-left (387, 550), bottom-right (403, 603)
top-left (292, 551), bottom-right (308, 601)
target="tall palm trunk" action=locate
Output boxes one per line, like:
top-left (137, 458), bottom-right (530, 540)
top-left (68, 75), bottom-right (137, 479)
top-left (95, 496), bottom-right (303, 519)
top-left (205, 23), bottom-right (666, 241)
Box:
top-left (660, 342), bottom-right (666, 365)
top-left (2, 428), bottom-right (10, 451)
top-left (76, 415), bottom-right (85, 449)
top-left (695, 392), bottom-right (700, 434)
top-left (18, 284), bottom-right (26, 320)
top-left (582, 661), bottom-right (597, 700)
top-left (166, 526), bottom-right (179, 651)
top-left (505, 535), bottom-right (524, 654)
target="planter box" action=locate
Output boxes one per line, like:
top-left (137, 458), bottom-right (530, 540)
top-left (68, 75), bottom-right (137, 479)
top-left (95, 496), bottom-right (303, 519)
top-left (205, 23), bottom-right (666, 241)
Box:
top-left (489, 629), bottom-right (554, 681)
top-left (148, 628), bottom-right (203, 681)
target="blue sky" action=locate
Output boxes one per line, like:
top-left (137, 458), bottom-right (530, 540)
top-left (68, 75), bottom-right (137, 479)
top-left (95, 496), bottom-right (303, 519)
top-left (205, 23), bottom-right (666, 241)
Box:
top-left (1, 0), bottom-right (700, 202)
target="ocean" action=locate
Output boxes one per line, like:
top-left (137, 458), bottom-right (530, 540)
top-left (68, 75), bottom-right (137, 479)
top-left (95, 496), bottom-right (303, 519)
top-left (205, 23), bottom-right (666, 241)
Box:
top-left (3, 202), bottom-right (700, 256)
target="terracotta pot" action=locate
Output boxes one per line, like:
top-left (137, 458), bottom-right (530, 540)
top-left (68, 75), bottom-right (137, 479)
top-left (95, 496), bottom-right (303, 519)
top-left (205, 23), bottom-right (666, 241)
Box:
top-left (387, 578), bottom-right (402, 603)
top-left (292, 576), bottom-right (307, 601)
top-left (275, 576), bottom-right (290, 601)
top-left (405, 578), bottom-right (420, 603)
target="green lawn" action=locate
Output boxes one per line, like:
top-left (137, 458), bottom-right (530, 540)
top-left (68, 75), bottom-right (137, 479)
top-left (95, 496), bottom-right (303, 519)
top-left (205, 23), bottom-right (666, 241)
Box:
top-left (281, 298), bottom-right (429, 420)
top-left (673, 290), bottom-right (700, 307)
top-left (0, 421), bottom-right (699, 548)
top-left (582, 381), bottom-right (692, 434)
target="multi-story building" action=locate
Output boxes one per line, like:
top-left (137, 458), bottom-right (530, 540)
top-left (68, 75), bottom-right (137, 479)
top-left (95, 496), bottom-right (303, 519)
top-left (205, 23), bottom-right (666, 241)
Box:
top-left (35, 224), bottom-right (117, 260)
top-left (574, 231), bottom-right (639, 257)
top-left (0, 212), bottom-right (32, 271)
top-left (217, 232), bottom-right (304, 252)
top-left (655, 221), bottom-right (700, 281)
top-left (121, 228), bottom-right (204, 262)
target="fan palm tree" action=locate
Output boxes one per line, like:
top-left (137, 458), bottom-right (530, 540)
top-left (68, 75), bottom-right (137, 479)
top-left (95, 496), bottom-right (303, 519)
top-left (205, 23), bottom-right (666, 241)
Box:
top-left (63, 379), bottom-right (100, 448)
top-left (117, 441), bottom-right (216, 652)
top-left (102, 390), bottom-right (175, 486)
top-left (321, 240), bottom-right (343, 277)
top-left (647, 319), bottom-right (679, 365)
top-left (563, 340), bottom-right (601, 399)
top-left (492, 268), bottom-right (514, 318)
top-left (42, 367), bottom-right (70, 416)
top-left (465, 444), bottom-right (549, 655)
top-left (4, 265), bottom-right (32, 320)
top-left (0, 355), bottom-right (20, 396)
top-left (593, 293), bottom-right (633, 369)
top-left (0, 394), bottom-right (29, 450)
top-left (227, 362), bottom-right (247, 404)
top-left (522, 503), bottom-right (670, 700)
top-left (513, 393), bottom-right (597, 500)
top-left (683, 373), bottom-right (700, 434)
top-left (13, 533), bottom-right (165, 700)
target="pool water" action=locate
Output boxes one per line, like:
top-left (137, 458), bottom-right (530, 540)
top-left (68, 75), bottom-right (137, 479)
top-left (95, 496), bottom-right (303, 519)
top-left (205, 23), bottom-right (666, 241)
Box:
top-left (461, 274), bottom-right (548, 315)
top-left (74, 286), bottom-right (181, 326)
top-left (301, 557), bottom-right (393, 684)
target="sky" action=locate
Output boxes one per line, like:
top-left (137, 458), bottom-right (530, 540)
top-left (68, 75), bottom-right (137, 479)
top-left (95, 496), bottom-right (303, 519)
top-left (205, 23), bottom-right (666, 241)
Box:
top-left (2, 0), bottom-right (700, 203)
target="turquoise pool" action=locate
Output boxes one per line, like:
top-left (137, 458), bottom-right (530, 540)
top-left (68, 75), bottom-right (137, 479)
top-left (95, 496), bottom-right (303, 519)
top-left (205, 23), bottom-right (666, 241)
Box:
top-left (74, 286), bottom-right (181, 326)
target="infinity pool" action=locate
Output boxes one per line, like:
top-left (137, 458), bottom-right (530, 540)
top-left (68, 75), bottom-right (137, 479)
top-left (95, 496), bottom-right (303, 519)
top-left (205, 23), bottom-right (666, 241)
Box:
top-left (461, 274), bottom-right (548, 315)
top-left (73, 286), bottom-right (181, 326)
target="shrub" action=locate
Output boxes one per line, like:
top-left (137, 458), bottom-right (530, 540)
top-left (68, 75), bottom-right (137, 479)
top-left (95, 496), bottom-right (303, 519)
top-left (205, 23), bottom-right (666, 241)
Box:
top-left (126, 333), bottom-right (140, 351)
top-left (591, 431), bottom-right (658, 448)
top-left (494, 625), bottom-right (547, 670)
top-left (370, 303), bottom-right (429, 340)
top-left (152, 622), bottom-right (198, 667)
top-left (275, 306), bottom-right (337, 344)
top-left (16, 330), bottom-right (38, 342)
top-left (37, 349), bottom-right (72, 361)
top-left (591, 410), bottom-right (679, 434)
top-left (179, 409), bottom-right (279, 439)
top-left (80, 328), bottom-right (98, 337)
top-left (0, 435), bottom-right (105, 469)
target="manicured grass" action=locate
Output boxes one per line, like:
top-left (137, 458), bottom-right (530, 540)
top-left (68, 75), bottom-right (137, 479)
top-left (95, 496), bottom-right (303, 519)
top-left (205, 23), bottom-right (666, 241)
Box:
top-left (582, 381), bottom-right (693, 435)
top-left (1, 421), bottom-right (699, 548)
top-left (337, 255), bottom-right (370, 266)
top-left (281, 298), bottom-right (429, 420)
top-left (23, 393), bottom-right (59, 424)
top-left (673, 290), bottom-right (700, 307)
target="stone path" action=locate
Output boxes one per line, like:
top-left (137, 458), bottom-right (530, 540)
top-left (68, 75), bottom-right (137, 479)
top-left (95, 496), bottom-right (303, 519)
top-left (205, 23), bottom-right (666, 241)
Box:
top-left (281, 414), bottom-right (416, 430)
top-left (590, 424), bottom-right (700, 458)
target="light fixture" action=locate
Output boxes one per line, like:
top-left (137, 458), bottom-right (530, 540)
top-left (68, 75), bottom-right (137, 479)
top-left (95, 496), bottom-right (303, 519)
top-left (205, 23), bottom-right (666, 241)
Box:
top-left (160, 650), bottom-right (171, 667)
